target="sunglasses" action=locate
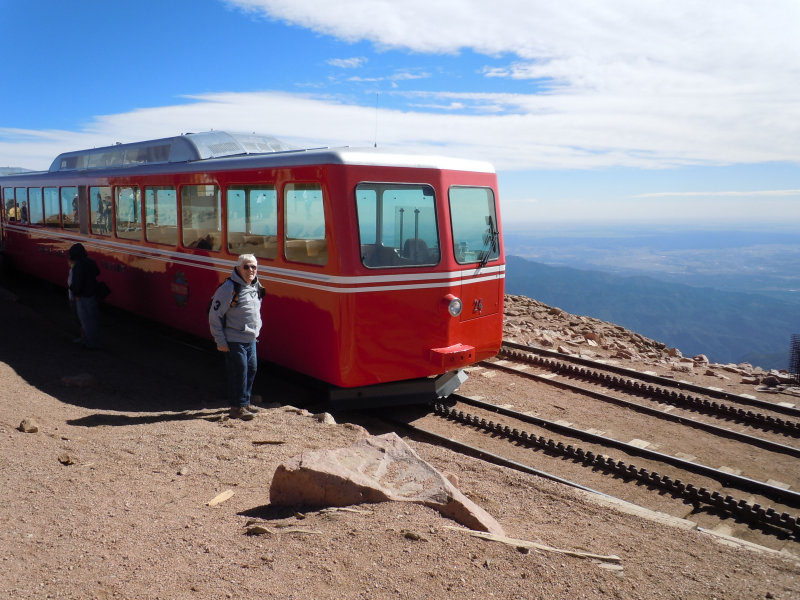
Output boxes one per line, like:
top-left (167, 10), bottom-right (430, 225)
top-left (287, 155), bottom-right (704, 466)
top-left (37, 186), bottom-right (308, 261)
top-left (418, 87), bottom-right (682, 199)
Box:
top-left (242, 264), bottom-right (258, 270)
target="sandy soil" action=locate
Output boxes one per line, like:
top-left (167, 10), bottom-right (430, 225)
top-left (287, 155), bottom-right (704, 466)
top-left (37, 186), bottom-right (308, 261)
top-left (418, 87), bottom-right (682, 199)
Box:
top-left (1, 278), bottom-right (799, 599)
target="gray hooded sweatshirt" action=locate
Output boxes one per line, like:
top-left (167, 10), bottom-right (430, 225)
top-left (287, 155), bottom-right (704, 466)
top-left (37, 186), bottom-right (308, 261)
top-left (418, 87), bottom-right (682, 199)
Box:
top-left (208, 269), bottom-right (263, 347)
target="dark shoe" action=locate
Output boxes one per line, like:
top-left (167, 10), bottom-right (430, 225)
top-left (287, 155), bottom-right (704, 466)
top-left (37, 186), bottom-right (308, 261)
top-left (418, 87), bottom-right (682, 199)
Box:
top-left (229, 407), bottom-right (254, 421)
top-left (245, 403), bottom-right (261, 414)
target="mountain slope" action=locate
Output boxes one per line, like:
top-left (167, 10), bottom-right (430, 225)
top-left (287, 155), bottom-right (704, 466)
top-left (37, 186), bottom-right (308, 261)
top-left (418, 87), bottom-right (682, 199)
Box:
top-left (505, 255), bottom-right (797, 369)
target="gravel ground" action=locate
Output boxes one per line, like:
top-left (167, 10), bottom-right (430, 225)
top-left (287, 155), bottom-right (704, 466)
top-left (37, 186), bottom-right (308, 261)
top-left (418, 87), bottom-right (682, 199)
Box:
top-left (1, 278), bottom-right (799, 599)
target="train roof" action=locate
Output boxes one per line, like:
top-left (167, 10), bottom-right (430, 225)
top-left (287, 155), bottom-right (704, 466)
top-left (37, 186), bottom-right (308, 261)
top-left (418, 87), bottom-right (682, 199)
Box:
top-left (48, 131), bottom-right (297, 172)
top-left (0, 132), bottom-right (494, 181)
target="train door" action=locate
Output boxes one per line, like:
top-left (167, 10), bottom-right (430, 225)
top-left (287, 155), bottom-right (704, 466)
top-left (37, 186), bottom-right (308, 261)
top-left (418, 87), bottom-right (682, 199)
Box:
top-left (77, 186), bottom-right (89, 235)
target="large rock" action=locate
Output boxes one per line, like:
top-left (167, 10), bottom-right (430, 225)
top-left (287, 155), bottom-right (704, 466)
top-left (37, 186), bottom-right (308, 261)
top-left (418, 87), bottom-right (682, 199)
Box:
top-left (269, 432), bottom-right (505, 535)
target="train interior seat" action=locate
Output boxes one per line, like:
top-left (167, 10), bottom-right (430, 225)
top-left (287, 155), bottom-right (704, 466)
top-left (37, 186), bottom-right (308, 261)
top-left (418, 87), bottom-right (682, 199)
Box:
top-left (182, 228), bottom-right (221, 250)
top-left (361, 243), bottom-right (401, 267)
top-left (227, 232), bottom-right (279, 259)
top-left (145, 225), bottom-right (178, 245)
top-left (402, 238), bottom-right (430, 264)
top-left (285, 238), bottom-right (328, 265)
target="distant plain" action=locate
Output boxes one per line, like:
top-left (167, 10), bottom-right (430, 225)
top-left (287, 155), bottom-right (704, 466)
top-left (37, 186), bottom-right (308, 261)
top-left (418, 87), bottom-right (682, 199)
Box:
top-left (503, 223), bottom-right (800, 369)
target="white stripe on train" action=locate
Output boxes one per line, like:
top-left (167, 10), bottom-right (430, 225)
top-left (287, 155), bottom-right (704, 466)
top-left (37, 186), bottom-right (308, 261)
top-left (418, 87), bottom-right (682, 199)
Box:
top-left (4, 226), bottom-right (505, 293)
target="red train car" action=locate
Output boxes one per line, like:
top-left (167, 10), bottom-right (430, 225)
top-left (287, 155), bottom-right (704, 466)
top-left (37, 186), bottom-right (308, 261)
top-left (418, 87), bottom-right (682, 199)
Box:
top-left (0, 132), bottom-right (504, 401)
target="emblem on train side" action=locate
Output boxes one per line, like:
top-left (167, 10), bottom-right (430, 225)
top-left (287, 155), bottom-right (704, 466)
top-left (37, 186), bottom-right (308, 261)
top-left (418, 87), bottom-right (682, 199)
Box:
top-left (473, 298), bottom-right (483, 313)
top-left (171, 271), bottom-right (189, 307)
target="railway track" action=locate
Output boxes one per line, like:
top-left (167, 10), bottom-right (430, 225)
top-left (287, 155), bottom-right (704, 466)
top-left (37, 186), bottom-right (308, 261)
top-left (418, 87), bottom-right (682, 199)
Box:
top-left (386, 395), bottom-right (800, 547)
top-left (499, 342), bottom-right (800, 432)
top-left (482, 358), bottom-right (800, 459)
top-left (383, 344), bottom-right (800, 550)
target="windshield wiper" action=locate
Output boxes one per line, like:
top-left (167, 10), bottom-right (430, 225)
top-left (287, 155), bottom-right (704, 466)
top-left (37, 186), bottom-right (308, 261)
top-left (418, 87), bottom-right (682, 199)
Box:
top-left (478, 215), bottom-right (499, 268)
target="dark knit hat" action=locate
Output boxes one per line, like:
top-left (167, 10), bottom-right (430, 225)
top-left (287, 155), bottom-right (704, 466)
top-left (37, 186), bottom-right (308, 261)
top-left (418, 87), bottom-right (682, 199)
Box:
top-left (68, 243), bottom-right (87, 261)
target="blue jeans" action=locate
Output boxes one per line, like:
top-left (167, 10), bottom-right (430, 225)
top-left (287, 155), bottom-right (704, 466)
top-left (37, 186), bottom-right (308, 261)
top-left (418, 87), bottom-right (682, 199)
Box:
top-left (225, 341), bottom-right (258, 408)
top-left (75, 296), bottom-right (100, 349)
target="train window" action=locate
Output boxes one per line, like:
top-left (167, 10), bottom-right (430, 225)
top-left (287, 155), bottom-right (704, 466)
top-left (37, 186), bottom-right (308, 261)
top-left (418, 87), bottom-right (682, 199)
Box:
top-left (284, 183), bottom-right (327, 265)
top-left (449, 186), bottom-right (499, 265)
top-left (87, 150), bottom-right (123, 169)
top-left (115, 186), bottom-right (142, 240)
top-left (181, 184), bottom-right (221, 251)
top-left (226, 186), bottom-right (277, 259)
top-left (125, 145), bottom-right (169, 166)
top-left (356, 183), bottom-right (440, 268)
top-left (28, 188), bottom-right (44, 225)
top-left (14, 188), bottom-right (27, 223)
top-left (3, 187), bottom-right (16, 222)
top-left (89, 187), bottom-right (112, 236)
top-left (60, 187), bottom-right (79, 230)
top-left (145, 186), bottom-right (178, 245)
top-left (44, 187), bottom-right (60, 227)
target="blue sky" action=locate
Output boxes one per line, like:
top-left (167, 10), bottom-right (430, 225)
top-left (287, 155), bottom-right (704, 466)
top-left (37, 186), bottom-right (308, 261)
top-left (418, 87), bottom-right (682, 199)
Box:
top-left (2, 0), bottom-right (800, 229)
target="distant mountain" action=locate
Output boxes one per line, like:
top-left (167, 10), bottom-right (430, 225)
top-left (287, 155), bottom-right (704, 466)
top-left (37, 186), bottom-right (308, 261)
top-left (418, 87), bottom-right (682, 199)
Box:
top-left (505, 255), bottom-right (798, 370)
top-left (0, 167), bottom-right (34, 176)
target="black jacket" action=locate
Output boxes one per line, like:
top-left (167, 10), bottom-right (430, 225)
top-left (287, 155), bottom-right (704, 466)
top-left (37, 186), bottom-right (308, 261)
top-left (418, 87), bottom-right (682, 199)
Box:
top-left (68, 244), bottom-right (100, 298)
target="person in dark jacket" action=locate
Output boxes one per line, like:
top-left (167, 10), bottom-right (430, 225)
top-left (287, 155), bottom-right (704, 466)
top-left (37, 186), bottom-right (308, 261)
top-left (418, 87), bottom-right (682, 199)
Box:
top-left (68, 243), bottom-right (101, 349)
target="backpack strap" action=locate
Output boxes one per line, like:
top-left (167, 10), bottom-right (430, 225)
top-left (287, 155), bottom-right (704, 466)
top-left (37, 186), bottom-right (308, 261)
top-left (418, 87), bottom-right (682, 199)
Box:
top-left (229, 280), bottom-right (243, 308)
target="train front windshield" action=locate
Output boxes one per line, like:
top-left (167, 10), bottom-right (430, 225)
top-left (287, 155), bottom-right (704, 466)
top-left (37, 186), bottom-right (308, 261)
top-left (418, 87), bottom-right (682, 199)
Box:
top-left (356, 183), bottom-right (499, 268)
top-left (357, 183), bottom-right (440, 268)
top-left (449, 186), bottom-right (499, 266)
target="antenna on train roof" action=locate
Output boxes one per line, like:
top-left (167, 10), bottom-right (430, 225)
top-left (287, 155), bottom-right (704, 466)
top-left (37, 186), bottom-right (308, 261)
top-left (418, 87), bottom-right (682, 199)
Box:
top-left (374, 92), bottom-right (379, 148)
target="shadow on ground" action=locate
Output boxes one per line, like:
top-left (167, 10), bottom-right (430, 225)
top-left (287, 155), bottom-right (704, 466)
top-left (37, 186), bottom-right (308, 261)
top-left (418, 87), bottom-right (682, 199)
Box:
top-left (0, 271), bottom-right (318, 417)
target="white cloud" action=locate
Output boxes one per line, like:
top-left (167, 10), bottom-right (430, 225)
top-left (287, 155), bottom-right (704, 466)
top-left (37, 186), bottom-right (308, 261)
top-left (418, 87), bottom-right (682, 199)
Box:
top-left (327, 57), bottom-right (367, 68)
top-left (4, 0), bottom-right (800, 179)
top-left (636, 190), bottom-right (800, 198)
top-left (221, 0), bottom-right (800, 169)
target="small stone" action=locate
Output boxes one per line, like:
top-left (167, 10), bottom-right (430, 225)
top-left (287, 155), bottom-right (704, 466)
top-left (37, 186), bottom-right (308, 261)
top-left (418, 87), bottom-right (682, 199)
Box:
top-left (18, 419), bottom-right (39, 433)
top-left (313, 412), bottom-right (336, 425)
top-left (761, 376), bottom-right (780, 388)
top-left (58, 453), bottom-right (75, 465)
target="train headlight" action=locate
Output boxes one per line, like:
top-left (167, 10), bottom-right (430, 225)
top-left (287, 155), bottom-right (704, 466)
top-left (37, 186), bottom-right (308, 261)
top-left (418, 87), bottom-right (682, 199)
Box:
top-left (443, 294), bottom-right (463, 317)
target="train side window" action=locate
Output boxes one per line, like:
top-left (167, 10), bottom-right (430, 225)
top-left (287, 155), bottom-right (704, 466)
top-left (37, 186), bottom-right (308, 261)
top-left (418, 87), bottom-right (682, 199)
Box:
top-left (44, 187), bottom-right (60, 227)
top-left (28, 188), bottom-right (43, 225)
top-left (356, 183), bottom-right (439, 268)
top-left (90, 186), bottom-right (112, 237)
top-left (226, 186), bottom-right (277, 259)
top-left (145, 186), bottom-right (178, 245)
top-left (181, 184), bottom-right (221, 251)
top-left (3, 187), bottom-right (16, 222)
top-left (14, 188), bottom-right (28, 223)
top-left (449, 186), bottom-right (499, 265)
top-left (284, 183), bottom-right (327, 265)
top-left (115, 186), bottom-right (142, 240)
top-left (60, 187), bottom-right (79, 231)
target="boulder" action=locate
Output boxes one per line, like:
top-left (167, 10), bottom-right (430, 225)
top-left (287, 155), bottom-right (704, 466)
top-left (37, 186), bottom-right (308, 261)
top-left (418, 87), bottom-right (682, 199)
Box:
top-left (269, 432), bottom-right (505, 535)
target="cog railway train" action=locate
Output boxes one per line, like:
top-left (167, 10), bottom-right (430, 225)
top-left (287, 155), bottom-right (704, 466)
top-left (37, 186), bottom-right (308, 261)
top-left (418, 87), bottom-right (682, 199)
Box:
top-left (0, 131), bottom-right (504, 402)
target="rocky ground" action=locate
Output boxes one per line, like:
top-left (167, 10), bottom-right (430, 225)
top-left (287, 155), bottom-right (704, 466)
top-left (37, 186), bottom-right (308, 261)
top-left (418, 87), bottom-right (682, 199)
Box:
top-left (1, 279), bottom-right (799, 599)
